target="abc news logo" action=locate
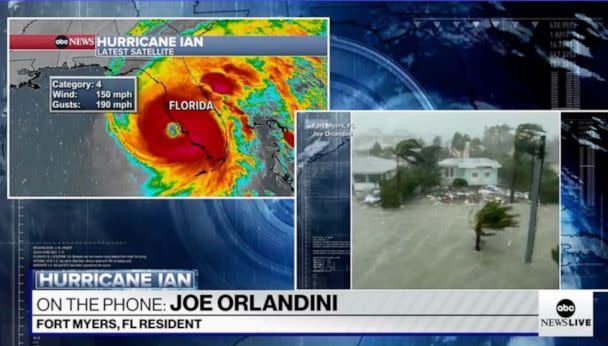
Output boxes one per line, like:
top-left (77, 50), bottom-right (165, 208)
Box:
top-left (54, 35), bottom-right (69, 49)
top-left (54, 35), bottom-right (95, 49)
top-left (540, 299), bottom-right (591, 327)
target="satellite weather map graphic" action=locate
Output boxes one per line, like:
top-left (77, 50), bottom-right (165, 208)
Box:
top-left (8, 18), bottom-right (328, 197)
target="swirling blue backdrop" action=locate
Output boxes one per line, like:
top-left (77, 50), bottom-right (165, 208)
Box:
top-left (2, 1), bottom-right (608, 345)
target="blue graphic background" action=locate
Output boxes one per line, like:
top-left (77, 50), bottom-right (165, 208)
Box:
top-left (1, 1), bottom-right (608, 345)
top-left (561, 113), bottom-right (608, 289)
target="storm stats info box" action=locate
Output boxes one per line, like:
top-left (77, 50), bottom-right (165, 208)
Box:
top-left (8, 18), bottom-right (328, 198)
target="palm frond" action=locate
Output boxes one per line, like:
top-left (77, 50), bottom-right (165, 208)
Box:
top-left (475, 201), bottom-right (519, 231)
top-left (394, 139), bottom-right (422, 164)
top-left (514, 123), bottom-right (545, 157)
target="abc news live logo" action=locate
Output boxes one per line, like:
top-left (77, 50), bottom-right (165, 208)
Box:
top-left (539, 291), bottom-right (593, 337)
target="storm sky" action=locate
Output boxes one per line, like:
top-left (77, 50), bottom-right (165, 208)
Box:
top-left (352, 111), bottom-right (560, 141)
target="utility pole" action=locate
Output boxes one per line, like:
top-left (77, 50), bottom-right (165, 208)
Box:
top-left (525, 135), bottom-right (546, 263)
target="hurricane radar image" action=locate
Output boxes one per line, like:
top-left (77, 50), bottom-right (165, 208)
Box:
top-left (105, 19), bottom-right (327, 197)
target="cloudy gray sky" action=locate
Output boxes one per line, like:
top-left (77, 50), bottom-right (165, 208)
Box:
top-left (352, 111), bottom-right (560, 141)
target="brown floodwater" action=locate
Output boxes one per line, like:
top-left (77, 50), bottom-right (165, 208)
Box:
top-left (353, 199), bottom-right (560, 289)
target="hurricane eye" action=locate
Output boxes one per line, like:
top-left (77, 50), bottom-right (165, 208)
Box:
top-left (166, 122), bottom-right (182, 138)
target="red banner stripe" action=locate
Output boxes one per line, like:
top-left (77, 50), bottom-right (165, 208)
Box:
top-left (10, 34), bottom-right (96, 50)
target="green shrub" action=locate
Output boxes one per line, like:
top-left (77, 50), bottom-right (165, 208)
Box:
top-left (380, 178), bottom-right (401, 208)
top-left (551, 245), bottom-right (559, 264)
top-left (539, 167), bottom-right (559, 204)
top-left (401, 172), bottom-right (420, 200)
top-left (497, 156), bottom-right (531, 190)
top-left (452, 178), bottom-right (468, 188)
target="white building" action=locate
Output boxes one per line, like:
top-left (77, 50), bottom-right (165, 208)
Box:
top-left (438, 158), bottom-right (501, 186)
top-left (353, 155), bottom-right (398, 192)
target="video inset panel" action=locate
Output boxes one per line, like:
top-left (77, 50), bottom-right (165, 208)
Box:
top-left (297, 111), bottom-right (560, 289)
top-left (8, 18), bottom-right (328, 198)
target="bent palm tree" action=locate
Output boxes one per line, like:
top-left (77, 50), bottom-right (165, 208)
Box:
top-left (471, 202), bottom-right (519, 251)
top-left (509, 123), bottom-right (545, 203)
top-left (392, 139), bottom-right (422, 197)
top-left (394, 139), bottom-right (422, 165)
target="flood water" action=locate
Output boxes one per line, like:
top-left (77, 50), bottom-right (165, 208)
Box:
top-left (353, 200), bottom-right (559, 289)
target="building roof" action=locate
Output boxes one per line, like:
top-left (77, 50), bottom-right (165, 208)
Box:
top-left (438, 158), bottom-right (502, 169)
top-left (353, 155), bottom-right (398, 175)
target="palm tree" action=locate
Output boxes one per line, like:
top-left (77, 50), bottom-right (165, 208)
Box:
top-left (496, 124), bottom-right (512, 153)
top-left (482, 124), bottom-right (511, 156)
top-left (369, 141), bottom-right (383, 157)
top-left (509, 124), bottom-right (545, 203)
top-left (393, 139), bottom-right (422, 190)
top-left (471, 202), bottom-right (519, 251)
top-left (450, 132), bottom-right (471, 158)
top-left (394, 139), bottom-right (421, 165)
